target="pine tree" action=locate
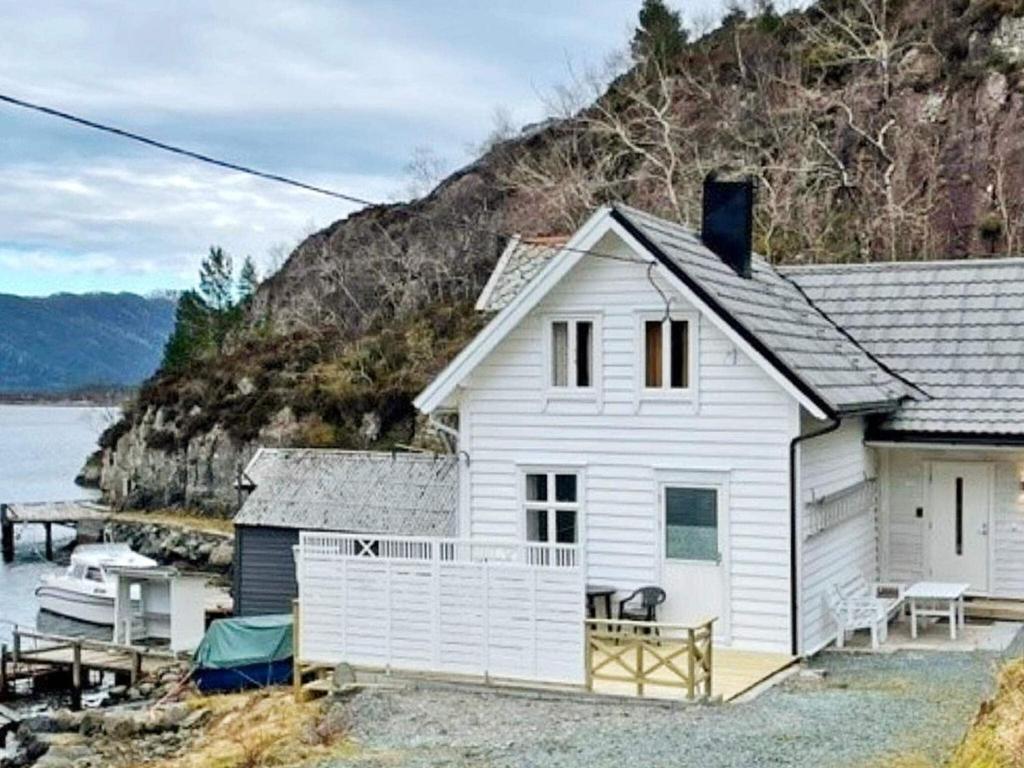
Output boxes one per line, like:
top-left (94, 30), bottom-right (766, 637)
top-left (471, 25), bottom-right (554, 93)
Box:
top-left (199, 246), bottom-right (234, 313)
top-left (631, 0), bottom-right (687, 71)
top-left (160, 290), bottom-right (212, 372)
top-left (237, 256), bottom-right (259, 304)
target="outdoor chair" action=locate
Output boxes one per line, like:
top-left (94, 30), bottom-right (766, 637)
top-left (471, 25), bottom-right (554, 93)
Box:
top-left (617, 586), bottom-right (666, 633)
top-left (828, 574), bottom-right (905, 650)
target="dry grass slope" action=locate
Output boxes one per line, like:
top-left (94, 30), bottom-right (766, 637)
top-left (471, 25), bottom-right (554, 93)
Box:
top-left (950, 658), bottom-right (1024, 768)
top-left (138, 690), bottom-right (353, 768)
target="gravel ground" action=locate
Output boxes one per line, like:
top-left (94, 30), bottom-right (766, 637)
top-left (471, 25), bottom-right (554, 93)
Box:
top-left (320, 641), bottom-right (1021, 768)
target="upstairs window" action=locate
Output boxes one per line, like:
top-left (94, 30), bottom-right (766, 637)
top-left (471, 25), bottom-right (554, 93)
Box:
top-left (550, 319), bottom-right (593, 389)
top-left (643, 318), bottom-right (690, 391)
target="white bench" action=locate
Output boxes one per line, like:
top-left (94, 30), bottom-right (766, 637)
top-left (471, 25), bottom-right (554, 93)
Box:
top-left (828, 575), bottom-right (905, 650)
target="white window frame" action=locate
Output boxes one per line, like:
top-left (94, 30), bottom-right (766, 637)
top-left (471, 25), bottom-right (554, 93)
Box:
top-left (518, 466), bottom-right (584, 546)
top-left (543, 313), bottom-right (601, 401)
top-left (635, 310), bottom-right (698, 401)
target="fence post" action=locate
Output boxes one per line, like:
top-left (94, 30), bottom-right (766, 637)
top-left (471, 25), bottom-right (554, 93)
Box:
top-left (292, 599), bottom-right (302, 703)
top-left (584, 626), bottom-right (593, 691)
top-left (635, 637), bottom-right (644, 697)
top-left (687, 628), bottom-right (696, 700)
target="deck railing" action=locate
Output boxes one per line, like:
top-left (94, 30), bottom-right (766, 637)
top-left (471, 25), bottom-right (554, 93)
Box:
top-left (299, 532), bottom-right (579, 568)
top-left (585, 618), bottom-right (715, 700)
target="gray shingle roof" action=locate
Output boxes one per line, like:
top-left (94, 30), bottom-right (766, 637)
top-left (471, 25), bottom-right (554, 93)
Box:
top-left (612, 205), bottom-right (915, 415)
top-left (476, 235), bottom-right (564, 312)
top-left (782, 258), bottom-right (1024, 435)
top-left (235, 449), bottom-right (458, 533)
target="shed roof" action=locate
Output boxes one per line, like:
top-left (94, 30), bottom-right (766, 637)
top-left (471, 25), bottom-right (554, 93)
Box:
top-left (611, 205), bottom-right (916, 415)
top-left (782, 258), bottom-right (1024, 435)
top-left (235, 449), bottom-right (458, 534)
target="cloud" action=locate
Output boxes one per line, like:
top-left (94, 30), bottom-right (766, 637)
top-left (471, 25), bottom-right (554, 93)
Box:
top-left (0, 1), bottom-right (732, 297)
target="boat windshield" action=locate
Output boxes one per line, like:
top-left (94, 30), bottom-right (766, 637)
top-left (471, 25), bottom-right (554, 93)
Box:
top-left (84, 567), bottom-right (104, 583)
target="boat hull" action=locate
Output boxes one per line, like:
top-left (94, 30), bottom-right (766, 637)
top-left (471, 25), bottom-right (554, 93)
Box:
top-left (193, 659), bottom-right (293, 693)
top-left (35, 584), bottom-right (115, 626)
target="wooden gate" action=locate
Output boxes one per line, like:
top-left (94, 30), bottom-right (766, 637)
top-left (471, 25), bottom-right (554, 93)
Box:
top-left (297, 533), bottom-right (585, 685)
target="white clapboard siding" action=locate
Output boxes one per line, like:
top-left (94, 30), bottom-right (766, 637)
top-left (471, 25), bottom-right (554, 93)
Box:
top-left (459, 248), bottom-right (800, 653)
top-left (879, 448), bottom-right (1024, 598)
top-left (799, 417), bottom-right (877, 655)
top-left (297, 533), bottom-right (585, 685)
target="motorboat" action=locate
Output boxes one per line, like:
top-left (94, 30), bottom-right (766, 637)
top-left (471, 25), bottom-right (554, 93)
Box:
top-left (35, 543), bottom-right (157, 625)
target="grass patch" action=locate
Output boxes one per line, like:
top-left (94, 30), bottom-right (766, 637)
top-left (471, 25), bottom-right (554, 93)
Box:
top-left (110, 508), bottom-right (234, 536)
top-left (949, 658), bottom-right (1024, 767)
top-left (139, 689), bottom-right (353, 768)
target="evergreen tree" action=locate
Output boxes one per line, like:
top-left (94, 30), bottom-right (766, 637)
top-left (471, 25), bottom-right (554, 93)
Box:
top-left (199, 246), bottom-right (234, 312)
top-left (237, 256), bottom-right (259, 304)
top-left (160, 290), bottom-right (212, 372)
top-left (631, 0), bottom-right (687, 70)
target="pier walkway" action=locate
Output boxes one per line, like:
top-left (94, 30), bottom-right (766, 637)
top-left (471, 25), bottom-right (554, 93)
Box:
top-left (1, 501), bottom-right (110, 562)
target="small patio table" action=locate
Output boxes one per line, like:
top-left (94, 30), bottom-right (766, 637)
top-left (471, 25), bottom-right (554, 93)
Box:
top-left (586, 584), bottom-right (616, 620)
top-left (904, 581), bottom-right (969, 640)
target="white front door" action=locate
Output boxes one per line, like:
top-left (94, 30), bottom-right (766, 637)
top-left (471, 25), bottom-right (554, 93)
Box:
top-left (658, 483), bottom-right (729, 642)
top-left (928, 462), bottom-right (992, 592)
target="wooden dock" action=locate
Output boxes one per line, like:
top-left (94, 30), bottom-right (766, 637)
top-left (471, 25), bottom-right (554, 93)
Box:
top-left (1, 501), bottom-right (110, 562)
top-left (1, 628), bottom-right (176, 709)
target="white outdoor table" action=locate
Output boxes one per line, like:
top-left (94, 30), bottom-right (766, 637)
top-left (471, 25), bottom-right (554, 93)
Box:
top-left (904, 582), bottom-right (969, 640)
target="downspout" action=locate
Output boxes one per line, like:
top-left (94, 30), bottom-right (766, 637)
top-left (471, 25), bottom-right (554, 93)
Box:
top-left (789, 415), bottom-right (841, 657)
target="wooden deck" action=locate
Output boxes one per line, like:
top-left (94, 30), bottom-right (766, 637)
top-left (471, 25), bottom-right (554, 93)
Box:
top-left (965, 598), bottom-right (1024, 622)
top-left (589, 643), bottom-right (793, 702)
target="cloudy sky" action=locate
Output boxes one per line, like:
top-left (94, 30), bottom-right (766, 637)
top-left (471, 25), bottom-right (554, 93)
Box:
top-left (0, 1), bottom-right (730, 297)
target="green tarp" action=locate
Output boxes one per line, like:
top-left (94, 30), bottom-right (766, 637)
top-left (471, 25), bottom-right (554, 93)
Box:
top-left (193, 614), bottom-right (293, 669)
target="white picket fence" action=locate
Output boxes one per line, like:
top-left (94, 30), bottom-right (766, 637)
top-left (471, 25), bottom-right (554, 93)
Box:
top-left (296, 532), bottom-right (586, 685)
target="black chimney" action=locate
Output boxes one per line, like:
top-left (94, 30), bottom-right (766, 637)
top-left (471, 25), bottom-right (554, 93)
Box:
top-left (701, 175), bottom-right (754, 278)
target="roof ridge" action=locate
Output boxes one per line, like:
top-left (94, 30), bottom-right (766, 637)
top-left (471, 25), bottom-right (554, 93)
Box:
top-left (780, 255), bottom-right (1024, 272)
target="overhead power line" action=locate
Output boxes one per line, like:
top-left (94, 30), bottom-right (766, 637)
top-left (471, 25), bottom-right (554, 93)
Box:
top-left (0, 92), bottom-right (377, 207)
top-left (0, 90), bottom-right (650, 268)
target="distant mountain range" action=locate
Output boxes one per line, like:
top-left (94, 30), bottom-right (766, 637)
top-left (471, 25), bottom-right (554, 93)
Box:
top-left (0, 292), bottom-right (176, 393)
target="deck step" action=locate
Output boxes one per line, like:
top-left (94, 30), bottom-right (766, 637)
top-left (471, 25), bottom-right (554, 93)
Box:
top-left (965, 599), bottom-right (1024, 621)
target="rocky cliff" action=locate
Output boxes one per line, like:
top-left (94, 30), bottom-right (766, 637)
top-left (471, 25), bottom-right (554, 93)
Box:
top-left (93, 1), bottom-right (1024, 515)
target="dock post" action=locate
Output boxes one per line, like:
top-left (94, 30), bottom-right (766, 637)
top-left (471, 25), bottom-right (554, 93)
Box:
top-left (130, 650), bottom-right (141, 686)
top-left (44, 523), bottom-right (53, 561)
top-left (71, 642), bottom-right (82, 711)
top-left (1, 504), bottom-right (13, 564)
top-left (1, 644), bottom-right (8, 701)
top-left (11, 630), bottom-right (19, 666)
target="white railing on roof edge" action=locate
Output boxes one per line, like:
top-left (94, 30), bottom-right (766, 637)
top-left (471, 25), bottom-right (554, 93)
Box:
top-left (299, 531), bottom-right (579, 568)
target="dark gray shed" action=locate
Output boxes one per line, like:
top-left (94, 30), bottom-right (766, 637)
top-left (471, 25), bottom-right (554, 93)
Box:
top-left (233, 448), bottom-right (459, 616)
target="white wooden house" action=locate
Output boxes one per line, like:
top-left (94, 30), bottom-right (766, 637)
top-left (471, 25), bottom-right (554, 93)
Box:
top-left (296, 180), bottom-right (1024, 685)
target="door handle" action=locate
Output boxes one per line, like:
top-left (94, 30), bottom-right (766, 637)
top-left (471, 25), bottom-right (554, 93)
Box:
top-left (979, 522), bottom-right (989, 536)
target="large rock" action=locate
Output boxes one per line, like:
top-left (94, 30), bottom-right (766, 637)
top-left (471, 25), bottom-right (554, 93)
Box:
top-left (208, 542), bottom-right (234, 568)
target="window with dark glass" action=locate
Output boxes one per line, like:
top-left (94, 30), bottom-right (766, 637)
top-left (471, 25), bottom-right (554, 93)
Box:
top-left (664, 487), bottom-right (719, 561)
top-left (525, 471), bottom-right (579, 544)
top-left (551, 320), bottom-right (593, 389)
top-left (644, 318), bottom-right (690, 391)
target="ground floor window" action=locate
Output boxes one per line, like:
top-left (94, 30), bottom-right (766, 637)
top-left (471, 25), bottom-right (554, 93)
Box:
top-left (525, 471), bottom-right (579, 544)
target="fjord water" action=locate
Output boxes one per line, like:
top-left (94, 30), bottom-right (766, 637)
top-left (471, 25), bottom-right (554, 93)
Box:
top-left (0, 405), bottom-right (113, 644)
